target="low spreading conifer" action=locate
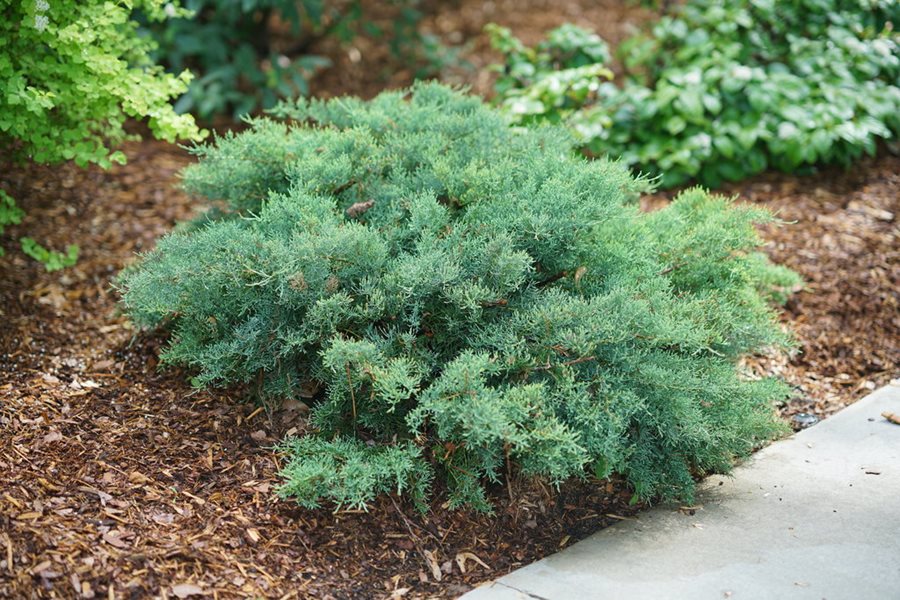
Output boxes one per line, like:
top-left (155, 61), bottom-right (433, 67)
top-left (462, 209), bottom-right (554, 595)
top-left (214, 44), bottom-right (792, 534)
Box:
top-left (118, 83), bottom-right (798, 511)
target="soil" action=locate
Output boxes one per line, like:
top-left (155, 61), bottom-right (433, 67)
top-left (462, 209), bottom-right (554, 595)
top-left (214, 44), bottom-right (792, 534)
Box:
top-left (719, 160), bottom-right (899, 422)
top-left (1, 1), bottom-right (898, 599)
top-left (308, 0), bottom-right (656, 100)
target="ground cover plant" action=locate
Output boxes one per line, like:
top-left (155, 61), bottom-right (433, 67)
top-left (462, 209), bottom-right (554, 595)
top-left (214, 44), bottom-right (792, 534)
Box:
top-left (118, 83), bottom-right (799, 512)
top-left (490, 0), bottom-right (900, 188)
top-left (0, 0), bottom-right (203, 267)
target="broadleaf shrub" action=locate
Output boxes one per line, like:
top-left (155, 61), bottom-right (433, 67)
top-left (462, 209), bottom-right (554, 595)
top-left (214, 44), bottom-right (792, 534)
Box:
top-left (1, 0), bottom-right (204, 168)
top-left (490, 0), bottom-right (900, 188)
top-left (118, 83), bottom-right (798, 511)
top-left (1, 0), bottom-right (204, 268)
top-left (487, 23), bottom-right (613, 132)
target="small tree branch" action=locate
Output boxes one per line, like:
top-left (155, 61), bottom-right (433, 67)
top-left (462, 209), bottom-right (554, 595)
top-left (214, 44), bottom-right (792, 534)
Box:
top-left (659, 262), bottom-right (685, 276)
top-left (532, 355), bottom-right (596, 372)
top-left (480, 298), bottom-right (508, 308)
top-left (536, 270), bottom-right (568, 288)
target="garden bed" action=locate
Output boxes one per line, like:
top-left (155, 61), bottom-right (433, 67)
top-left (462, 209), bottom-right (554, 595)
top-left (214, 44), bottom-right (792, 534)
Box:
top-left (1, 0), bottom-right (898, 597)
top-left (2, 141), bottom-right (895, 600)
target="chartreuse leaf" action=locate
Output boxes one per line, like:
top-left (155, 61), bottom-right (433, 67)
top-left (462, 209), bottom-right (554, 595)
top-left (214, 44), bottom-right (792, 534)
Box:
top-left (1, 0), bottom-right (205, 267)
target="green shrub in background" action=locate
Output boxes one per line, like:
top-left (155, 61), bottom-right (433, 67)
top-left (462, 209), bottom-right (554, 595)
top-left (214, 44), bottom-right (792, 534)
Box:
top-left (1, 0), bottom-right (204, 269)
top-left (118, 83), bottom-right (798, 512)
top-left (487, 23), bottom-right (614, 132)
top-left (146, 0), bottom-right (452, 119)
top-left (1, 0), bottom-right (203, 167)
top-left (487, 24), bottom-right (616, 143)
top-left (490, 0), bottom-right (900, 188)
top-left (489, 22), bottom-right (611, 97)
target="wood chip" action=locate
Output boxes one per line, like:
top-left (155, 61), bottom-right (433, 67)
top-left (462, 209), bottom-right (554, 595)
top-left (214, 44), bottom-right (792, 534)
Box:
top-left (171, 583), bottom-right (204, 598)
top-left (346, 200), bottom-right (375, 218)
top-left (245, 528), bottom-right (261, 545)
top-left (455, 552), bottom-right (490, 574)
top-left (422, 549), bottom-right (442, 582)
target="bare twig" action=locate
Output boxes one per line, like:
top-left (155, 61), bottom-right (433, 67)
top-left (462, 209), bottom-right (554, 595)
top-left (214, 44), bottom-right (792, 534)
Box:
top-left (532, 355), bottom-right (597, 372)
top-left (659, 262), bottom-right (685, 276)
top-left (481, 299), bottom-right (508, 308)
top-left (389, 496), bottom-right (444, 581)
top-left (536, 270), bottom-right (567, 288)
top-left (331, 179), bottom-right (358, 195)
top-left (504, 444), bottom-right (514, 503)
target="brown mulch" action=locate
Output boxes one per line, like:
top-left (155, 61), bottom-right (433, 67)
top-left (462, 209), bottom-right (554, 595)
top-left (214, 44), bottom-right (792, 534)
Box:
top-left (2, 1), bottom-right (899, 597)
top-left (733, 159), bottom-right (899, 421)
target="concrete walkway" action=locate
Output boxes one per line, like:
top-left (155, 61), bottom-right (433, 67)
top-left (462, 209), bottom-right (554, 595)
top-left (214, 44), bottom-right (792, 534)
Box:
top-left (463, 383), bottom-right (900, 600)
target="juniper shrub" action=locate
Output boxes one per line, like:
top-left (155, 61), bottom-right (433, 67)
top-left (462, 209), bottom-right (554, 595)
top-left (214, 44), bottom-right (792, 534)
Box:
top-left (118, 83), bottom-right (799, 511)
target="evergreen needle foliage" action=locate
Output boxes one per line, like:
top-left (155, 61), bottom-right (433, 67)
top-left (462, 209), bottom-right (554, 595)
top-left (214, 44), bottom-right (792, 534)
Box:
top-left (118, 83), bottom-right (798, 511)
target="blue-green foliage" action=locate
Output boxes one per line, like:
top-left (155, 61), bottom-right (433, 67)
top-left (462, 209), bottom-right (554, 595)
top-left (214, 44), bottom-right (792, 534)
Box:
top-left (118, 83), bottom-right (797, 511)
top-left (491, 0), bottom-right (900, 188)
top-left (278, 437), bottom-right (430, 511)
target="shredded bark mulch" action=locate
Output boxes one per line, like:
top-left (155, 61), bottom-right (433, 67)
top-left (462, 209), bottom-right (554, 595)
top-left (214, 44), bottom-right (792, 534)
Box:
top-left (307, 0), bottom-right (655, 100)
top-left (711, 157), bottom-right (898, 424)
top-left (2, 1), bottom-right (898, 596)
